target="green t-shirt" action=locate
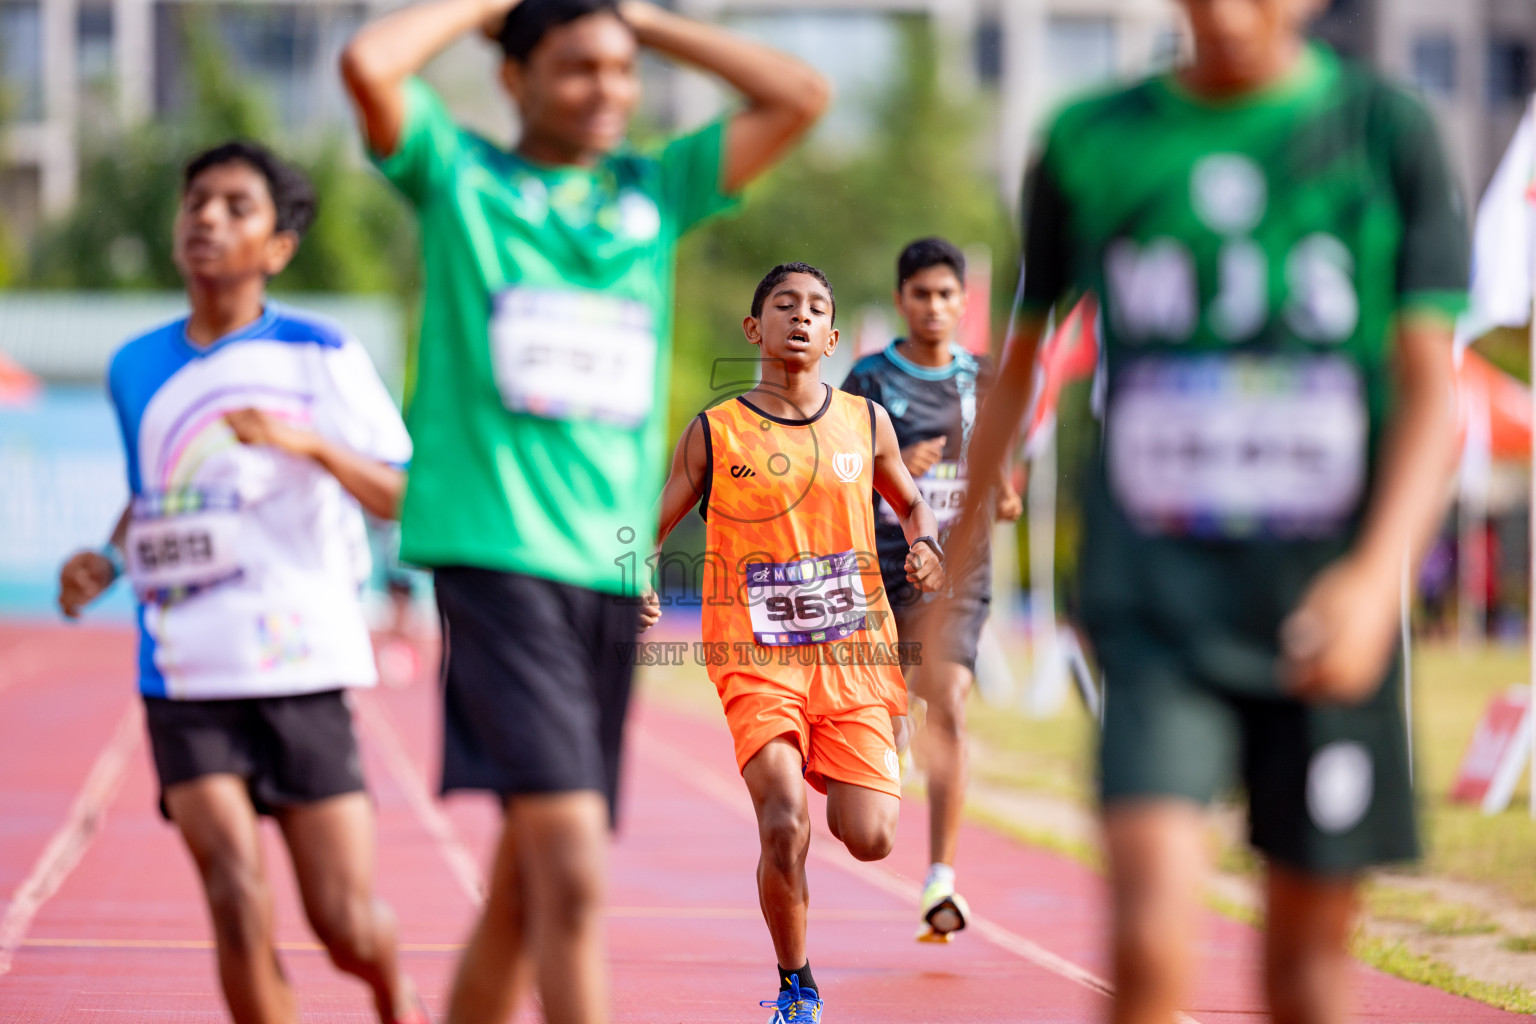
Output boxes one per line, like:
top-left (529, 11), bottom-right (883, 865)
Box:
top-left (374, 79), bottom-right (739, 591)
top-left (1019, 46), bottom-right (1469, 689)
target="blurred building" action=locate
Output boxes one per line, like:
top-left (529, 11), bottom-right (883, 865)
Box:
top-left (672, 0), bottom-right (1178, 213)
top-left (2, 0), bottom-right (1170, 240)
top-left (2, 0), bottom-right (1533, 241)
top-left (1315, 0), bottom-right (1536, 212)
top-left (1, 0), bottom-right (373, 238)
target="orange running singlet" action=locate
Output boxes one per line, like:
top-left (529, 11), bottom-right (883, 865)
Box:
top-left (697, 385), bottom-right (908, 724)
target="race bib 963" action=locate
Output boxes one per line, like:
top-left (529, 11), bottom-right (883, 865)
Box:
top-left (744, 550), bottom-right (869, 646)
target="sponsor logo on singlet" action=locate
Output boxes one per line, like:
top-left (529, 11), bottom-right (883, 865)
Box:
top-left (833, 451), bottom-right (863, 483)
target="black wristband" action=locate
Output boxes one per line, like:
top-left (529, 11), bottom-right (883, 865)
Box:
top-left (912, 535), bottom-right (944, 562)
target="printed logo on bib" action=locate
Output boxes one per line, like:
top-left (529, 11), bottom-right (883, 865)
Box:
top-left (880, 460), bottom-right (965, 530)
top-left (745, 550), bottom-right (868, 645)
top-left (1107, 355), bottom-right (1367, 539)
top-left (490, 286), bottom-right (658, 429)
top-left (126, 489), bottom-right (243, 602)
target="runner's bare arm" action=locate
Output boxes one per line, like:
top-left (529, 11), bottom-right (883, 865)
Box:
top-left (870, 403), bottom-right (943, 592)
top-left (654, 417), bottom-right (709, 548)
top-left (58, 505), bottom-right (130, 619)
top-left (341, 0), bottom-right (518, 156)
top-left (618, 2), bottom-right (829, 193)
top-left (639, 421), bottom-right (709, 632)
top-left (224, 409), bottom-right (405, 521)
top-left (1282, 319), bottom-right (1458, 703)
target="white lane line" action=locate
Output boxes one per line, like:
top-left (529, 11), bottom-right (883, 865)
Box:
top-left (0, 700), bottom-right (141, 976)
top-left (353, 691), bottom-right (484, 906)
top-left (631, 723), bottom-right (1201, 1024)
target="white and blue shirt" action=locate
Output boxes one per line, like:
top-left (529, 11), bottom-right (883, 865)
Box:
top-left (107, 304), bottom-right (412, 700)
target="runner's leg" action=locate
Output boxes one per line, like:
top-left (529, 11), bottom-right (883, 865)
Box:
top-left (450, 792), bottom-right (610, 1024)
top-left (1263, 865), bottom-right (1359, 1024)
top-left (516, 792), bottom-right (611, 1024)
top-left (743, 736), bottom-right (813, 972)
top-left (166, 774), bottom-right (296, 1024)
top-left (914, 660), bottom-right (973, 866)
top-left (1102, 800), bottom-right (1207, 1024)
top-left (279, 792), bottom-right (416, 1022)
top-left (824, 779), bottom-right (899, 862)
top-left (445, 804), bottom-right (534, 1024)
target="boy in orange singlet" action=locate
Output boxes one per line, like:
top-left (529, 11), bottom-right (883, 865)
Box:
top-left (643, 263), bottom-right (942, 1022)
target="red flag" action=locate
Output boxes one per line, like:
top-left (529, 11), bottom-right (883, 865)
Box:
top-left (1022, 297), bottom-right (1098, 452)
top-left (958, 253), bottom-right (993, 357)
top-left (1456, 349), bottom-right (1532, 460)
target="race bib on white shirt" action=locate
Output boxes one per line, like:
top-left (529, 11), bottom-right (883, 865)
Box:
top-left (745, 550), bottom-right (869, 646)
top-left (1107, 355), bottom-right (1367, 539)
top-left (490, 286), bottom-right (657, 429)
top-left (881, 460), bottom-right (966, 530)
top-left (126, 491), bottom-right (244, 600)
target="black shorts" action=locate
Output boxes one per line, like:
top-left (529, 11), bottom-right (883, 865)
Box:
top-left (893, 594), bottom-right (991, 675)
top-left (143, 689), bottom-right (366, 820)
top-left (434, 567), bottom-right (639, 825)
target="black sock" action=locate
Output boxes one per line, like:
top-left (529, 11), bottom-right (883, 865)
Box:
top-left (778, 961), bottom-right (817, 993)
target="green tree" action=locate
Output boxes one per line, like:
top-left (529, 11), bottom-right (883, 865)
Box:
top-left (0, 213), bottom-right (16, 288)
top-left (26, 11), bottom-right (414, 296)
top-left (668, 16), bottom-right (1016, 436)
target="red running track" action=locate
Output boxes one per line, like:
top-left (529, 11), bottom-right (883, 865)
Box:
top-left (0, 622), bottom-right (1521, 1023)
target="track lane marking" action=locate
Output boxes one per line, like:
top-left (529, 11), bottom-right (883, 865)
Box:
top-left (19, 905), bottom-right (914, 952)
top-left (0, 701), bottom-right (141, 976)
top-left (352, 690), bottom-right (485, 906)
top-left (631, 723), bottom-right (1201, 1024)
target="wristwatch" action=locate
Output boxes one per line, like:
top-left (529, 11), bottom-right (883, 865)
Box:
top-left (911, 535), bottom-right (944, 563)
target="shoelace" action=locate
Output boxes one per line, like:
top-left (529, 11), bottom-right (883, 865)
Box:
top-left (760, 975), bottom-right (819, 1022)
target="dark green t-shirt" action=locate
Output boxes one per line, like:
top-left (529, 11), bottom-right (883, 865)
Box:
top-left (374, 79), bottom-right (740, 591)
top-left (1019, 46), bottom-right (1468, 690)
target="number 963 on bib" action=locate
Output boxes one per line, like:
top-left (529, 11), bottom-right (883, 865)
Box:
top-left (744, 550), bottom-right (869, 646)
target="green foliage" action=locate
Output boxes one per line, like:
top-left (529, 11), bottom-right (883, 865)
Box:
top-left (668, 16), bottom-right (1014, 435)
top-left (1349, 935), bottom-right (1536, 1014)
top-left (1365, 886), bottom-right (1498, 936)
top-left (0, 212), bottom-right (16, 288)
top-left (24, 11), bottom-right (414, 296)
top-left (1471, 327), bottom-right (1531, 383)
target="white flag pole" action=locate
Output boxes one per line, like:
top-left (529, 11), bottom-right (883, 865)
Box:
top-left (1402, 551), bottom-right (1414, 787)
top-left (1528, 97), bottom-right (1536, 818)
top-left (1529, 283), bottom-right (1536, 818)
top-left (1027, 417), bottom-right (1065, 716)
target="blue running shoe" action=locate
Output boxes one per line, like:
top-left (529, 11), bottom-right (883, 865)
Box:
top-left (761, 974), bottom-right (823, 1023)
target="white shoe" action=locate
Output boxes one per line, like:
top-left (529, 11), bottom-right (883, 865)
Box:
top-left (916, 877), bottom-right (971, 943)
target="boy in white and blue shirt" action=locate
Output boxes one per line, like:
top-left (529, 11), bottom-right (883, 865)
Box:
top-left (58, 141), bottom-right (427, 1024)
top-left (106, 304), bottom-right (408, 698)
